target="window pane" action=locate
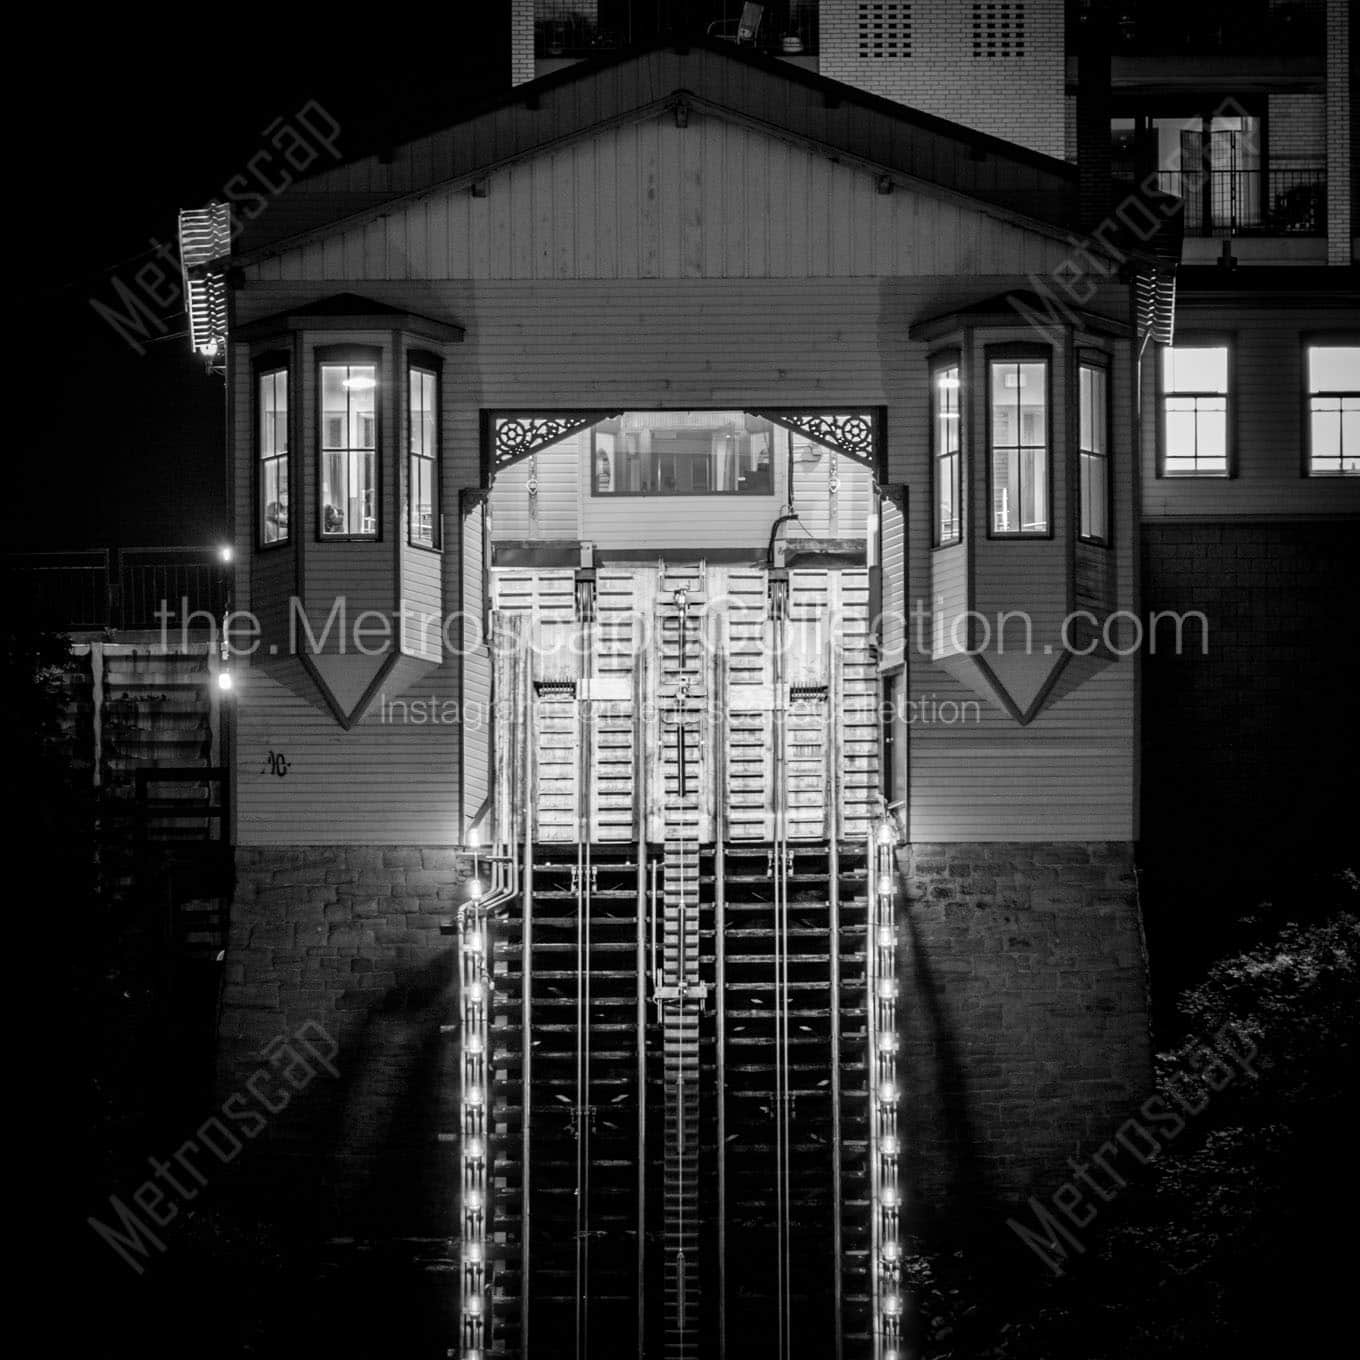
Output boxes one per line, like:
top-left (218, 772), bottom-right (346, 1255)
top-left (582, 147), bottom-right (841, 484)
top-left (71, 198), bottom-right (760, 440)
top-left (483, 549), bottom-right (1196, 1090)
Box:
top-left (350, 374), bottom-right (376, 448)
top-left (274, 372), bottom-right (288, 451)
top-left (1164, 345), bottom-right (1228, 394)
top-left (1081, 451), bottom-right (1108, 541)
top-left (422, 378), bottom-right (436, 455)
top-left (262, 460), bottom-right (280, 544)
top-left (934, 365), bottom-right (961, 544)
top-left (322, 453), bottom-right (348, 534)
top-left (411, 458), bottom-right (434, 546)
top-left (321, 366), bottom-right (347, 447)
top-left (938, 453), bottom-right (958, 543)
top-left (1310, 402), bottom-right (1340, 459)
top-left (1308, 345), bottom-right (1360, 393)
top-left (993, 447), bottom-right (1020, 533)
top-left (1017, 363), bottom-right (1045, 445)
top-left (991, 363), bottom-right (1019, 448)
top-left (1020, 446), bottom-right (1048, 532)
top-left (260, 375), bottom-right (275, 456)
top-left (1197, 399), bottom-right (1227, 462)
top-left (1081, 365), bottom-right (1107, 456)
top-left (1164, 398), bottom-right (1196, 460)
top-left (354, 451), bottom-right (376, 533)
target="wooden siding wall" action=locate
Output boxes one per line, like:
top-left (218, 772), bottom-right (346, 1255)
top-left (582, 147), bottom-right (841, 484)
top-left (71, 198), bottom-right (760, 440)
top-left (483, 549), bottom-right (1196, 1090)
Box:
top-left (491, 434), bottom-right (582, 541)
top-left (227, 118), bottom-right (1130, 844)
top-left (791, 441), bottom-right (874, 539)
top-left (1141, 302), bottom-right (1360, 520)
top-left (247, 115), bottom-right (1081, 286)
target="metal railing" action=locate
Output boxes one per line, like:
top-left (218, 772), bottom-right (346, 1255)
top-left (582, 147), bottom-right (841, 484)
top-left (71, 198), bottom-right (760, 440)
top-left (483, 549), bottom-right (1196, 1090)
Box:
top-left (1155, 166), bottom-right (1327, 237)
top-left (5, 546), bottom-right (229, 632)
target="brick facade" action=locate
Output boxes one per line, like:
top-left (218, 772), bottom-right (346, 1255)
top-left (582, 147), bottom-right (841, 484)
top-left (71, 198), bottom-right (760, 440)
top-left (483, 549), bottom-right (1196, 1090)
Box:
top-left (898, 840), bottom-right (1150, 1221)
top-left (820, 0), bottom-right (1066, 159)
top-left (1325, 0), bottom-right (1351, 263)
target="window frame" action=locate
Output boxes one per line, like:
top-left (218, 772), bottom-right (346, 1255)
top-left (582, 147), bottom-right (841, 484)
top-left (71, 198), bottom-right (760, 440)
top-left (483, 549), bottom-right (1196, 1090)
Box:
top-left (930, 349), bottom-right (964, 549)
top-left (407, 351), bottom-right (443, 549)
top-left (315, 344), bottom-right (383, 542)
top-left (1077, 350), bottom-right (1112, 547)
top-left (985, 342), bottom-right (1054, 540)
top-left (587, 415), bottom-right (779, 499)
top-left (1301, 332), bottom-right (1360, 478)
top-left (1157, 334), bottom-right (1235, 479)
top-left (254, 351), bottom-right (291, 551)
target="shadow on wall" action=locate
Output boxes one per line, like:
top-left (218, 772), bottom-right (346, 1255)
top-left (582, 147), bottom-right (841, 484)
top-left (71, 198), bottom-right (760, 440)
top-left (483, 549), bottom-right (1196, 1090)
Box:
top-left (899, 905), bottom-right (1000, 1239)
top-left (225, 949), bottom-right (461, 1239)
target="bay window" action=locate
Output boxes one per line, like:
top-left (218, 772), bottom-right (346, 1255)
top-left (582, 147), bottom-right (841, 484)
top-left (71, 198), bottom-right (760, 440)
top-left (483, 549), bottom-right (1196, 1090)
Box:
top-left (988, 355), bottom-right (1049, 536)
top-left (933, 357), bottom-right (962, 547)
top-left (1305, 343), bottom-right (1359, 476)
top-left (408, 359), bottom-right (441, 546)
top-left (257, 362), bottom-right (289, 546)
top-left (319, 355), bottom-right (378, 538)
top-left (1078, 360), bottom-right (1110, 544)
top-left (1161, 343), bottom-right (1229, 476)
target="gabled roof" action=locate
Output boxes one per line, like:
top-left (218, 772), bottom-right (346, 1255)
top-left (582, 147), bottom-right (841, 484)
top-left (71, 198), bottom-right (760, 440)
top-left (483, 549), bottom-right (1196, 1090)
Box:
top-left (228, 39), bottom-right (1081, 263)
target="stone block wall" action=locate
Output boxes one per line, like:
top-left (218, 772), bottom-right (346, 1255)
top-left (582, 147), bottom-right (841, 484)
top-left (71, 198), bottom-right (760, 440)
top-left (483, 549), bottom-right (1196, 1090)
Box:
top-left (216, 840), bottom-right (1150, 1242)
top-left (897, 840), bottom-right (1151, 1225)
top-left (218, 846), bottom-right (476, 1240)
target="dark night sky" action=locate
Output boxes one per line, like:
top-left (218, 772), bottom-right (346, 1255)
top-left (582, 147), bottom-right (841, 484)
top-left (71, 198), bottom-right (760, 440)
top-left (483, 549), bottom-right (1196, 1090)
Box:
top-left (14, 17), bottom-right (513, 552)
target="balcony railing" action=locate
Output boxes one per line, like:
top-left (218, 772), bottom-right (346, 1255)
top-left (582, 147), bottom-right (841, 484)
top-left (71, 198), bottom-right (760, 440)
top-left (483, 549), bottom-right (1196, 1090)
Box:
top-left (1154, 167), bottom-right (1327, 237)
top-left (5, 547), bottom-right (229, 632)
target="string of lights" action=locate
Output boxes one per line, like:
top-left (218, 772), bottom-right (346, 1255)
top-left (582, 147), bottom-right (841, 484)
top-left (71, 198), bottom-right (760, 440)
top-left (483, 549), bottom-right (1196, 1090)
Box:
top-left (870, 814), bottom-right (903, 1360)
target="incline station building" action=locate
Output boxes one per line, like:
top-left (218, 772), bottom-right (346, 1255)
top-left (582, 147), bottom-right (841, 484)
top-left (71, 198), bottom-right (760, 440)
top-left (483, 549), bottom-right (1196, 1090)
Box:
top-left (174, 5), bottom-right (1357, 1357)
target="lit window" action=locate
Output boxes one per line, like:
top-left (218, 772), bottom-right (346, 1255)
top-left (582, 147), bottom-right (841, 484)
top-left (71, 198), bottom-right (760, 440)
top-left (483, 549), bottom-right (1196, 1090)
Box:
top-left (933, 361), bottom-right (962, 547)
top-left (1078, 362), bottom-right (1109, 544)
top-left (989, 359), bottom-right (1048, 535)
top-left (1306, 344), bottom-right (1359, 476)
top-left (257, 366), bottom-right (289, 545)
top-left (1162, 345), bottom-right (1228, 476)
top-left (320, 361), bottom-right (378, 538)
top-left (408, 363), bottom-right (440, 546)
top-left (591, 411), bottom-right (773, 496)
